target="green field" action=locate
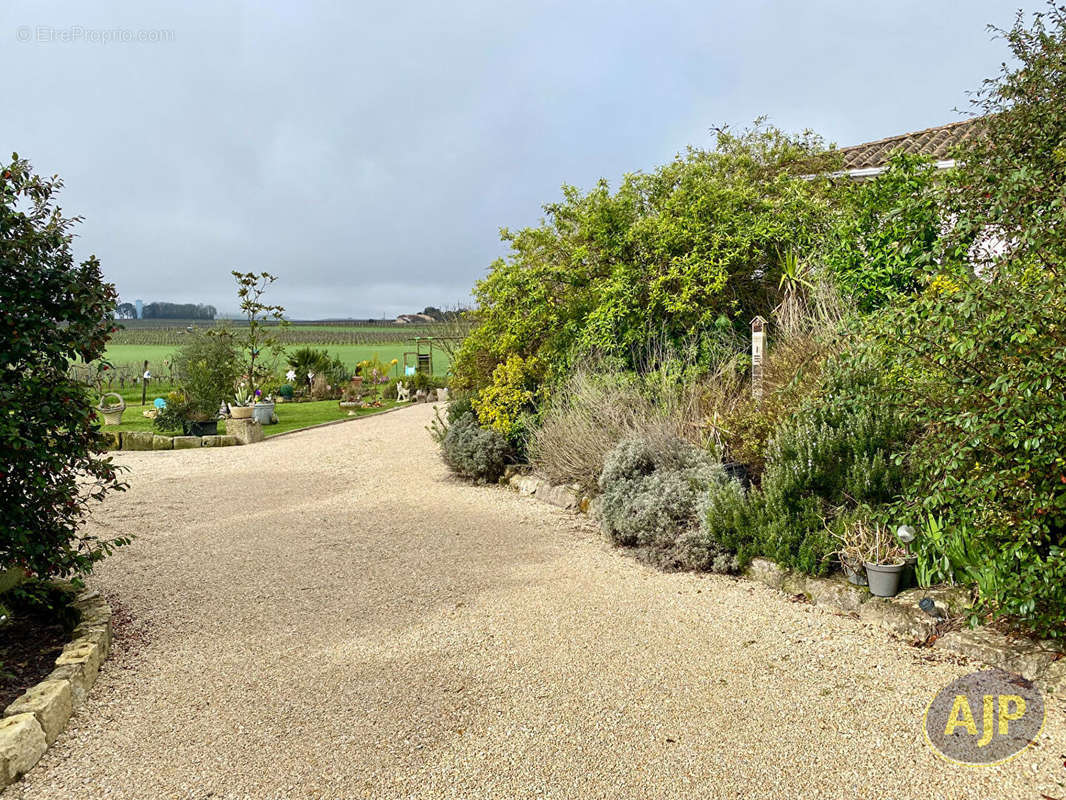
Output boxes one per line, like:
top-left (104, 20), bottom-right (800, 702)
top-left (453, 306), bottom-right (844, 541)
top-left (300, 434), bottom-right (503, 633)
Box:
top-left (97, 397), bottom-right (403, 439)
top-left (102, 341), bottom-right (452, 380)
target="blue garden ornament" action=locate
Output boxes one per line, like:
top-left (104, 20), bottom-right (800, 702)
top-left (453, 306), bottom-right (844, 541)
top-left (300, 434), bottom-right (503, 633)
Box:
top-left (154, 397), bottom-right (167, 409)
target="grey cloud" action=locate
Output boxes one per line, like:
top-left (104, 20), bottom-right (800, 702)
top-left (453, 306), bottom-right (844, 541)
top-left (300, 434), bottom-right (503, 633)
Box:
top-left (0, 0), bottom-right (1037, 317)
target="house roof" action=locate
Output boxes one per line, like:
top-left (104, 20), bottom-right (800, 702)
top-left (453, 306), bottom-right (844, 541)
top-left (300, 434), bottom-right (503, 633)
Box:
top-left (836, 118), bottom-right (982, 171)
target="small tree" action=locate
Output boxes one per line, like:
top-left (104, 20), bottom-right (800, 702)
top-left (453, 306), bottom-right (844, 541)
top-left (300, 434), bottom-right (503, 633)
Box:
top-left (0, 154), bottom-right (129, 579)
top-left (170, 328), bottom-right (243, 419)
top-left (230, 271), bottom-right (286, 398)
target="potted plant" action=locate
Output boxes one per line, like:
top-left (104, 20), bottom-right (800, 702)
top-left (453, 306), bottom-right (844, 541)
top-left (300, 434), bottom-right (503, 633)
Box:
top-left (161, 328), bottom-right (242, 435)
top-left (252, 388), bottom-right (275, 425)
top-left (862, 521), bottom-right (908, 597)
top-left (153, 391), bottom-right (219, 437)
top-left (96, 392), bottom-right (126, 425)
top-left (832, 520), bottom-right (870, 587)
top-left (231, 386), bottom-right (254, 419)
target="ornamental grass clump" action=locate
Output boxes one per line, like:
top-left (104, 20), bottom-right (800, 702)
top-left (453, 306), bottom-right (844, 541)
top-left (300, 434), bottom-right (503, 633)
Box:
top-left (598, 436), bottom-right (739, 573)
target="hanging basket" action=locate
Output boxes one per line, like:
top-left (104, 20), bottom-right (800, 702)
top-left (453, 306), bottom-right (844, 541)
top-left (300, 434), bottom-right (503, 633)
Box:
top-left (97, 393), bottom-right (126, 425)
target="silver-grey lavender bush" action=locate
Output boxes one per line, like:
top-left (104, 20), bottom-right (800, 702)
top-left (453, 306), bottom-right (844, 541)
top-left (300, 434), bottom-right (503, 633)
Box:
top-left (597, 437), bottom-right (739, 573)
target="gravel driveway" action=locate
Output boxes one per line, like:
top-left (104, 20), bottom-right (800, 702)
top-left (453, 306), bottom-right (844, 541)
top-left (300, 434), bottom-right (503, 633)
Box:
top-left (9, 403), bottom-right (1062, 799)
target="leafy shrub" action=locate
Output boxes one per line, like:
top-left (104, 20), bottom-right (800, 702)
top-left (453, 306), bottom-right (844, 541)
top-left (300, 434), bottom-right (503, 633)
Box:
top-left (153, 391), bottom-right (189, 433)
top-left (170, 328), bottom-right (242, 419)
top-left (720, 327), bottom-right (838, 478)
top-left (698, 477), bottom-right (761, 568)
top-left (411, 371), bottom-right (446, 392)
top-left (287, 347), bottom-right (334, 391)
top-left (823, 153), bottom-right (961, 312)
top-left (440, 413), bottom-right (510, 483)
top-left (751, 351), bottom-right (919, 574)
top-left (471, 354), bottom-right (544, 453)
top-left (598, 437), bottom-right (738, 572)
top-left (446, 395), bottom-right (473, 423)
top-left (870, 272), bottom-right (1066, 637)
top-left (1, 155), bottom-right (129, 579)
top-left (277, 383), bottom-right (294, 399)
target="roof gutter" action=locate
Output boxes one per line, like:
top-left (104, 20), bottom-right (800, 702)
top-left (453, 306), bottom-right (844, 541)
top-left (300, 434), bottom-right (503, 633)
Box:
top-left (819, 158), bottom-right (957, 181)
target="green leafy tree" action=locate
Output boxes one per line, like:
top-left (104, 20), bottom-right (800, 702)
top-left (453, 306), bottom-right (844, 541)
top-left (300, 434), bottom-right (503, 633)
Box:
top-left (0, 155), bottom-right (129, 579)
top-left (166, 328), bottom-right (243, 422)
top-left (823, 152), bottom-right (967, 312)
top-left (950, 4), bottom-right (1066, 278)
top-left (453, 123), bottom-right (840, 393)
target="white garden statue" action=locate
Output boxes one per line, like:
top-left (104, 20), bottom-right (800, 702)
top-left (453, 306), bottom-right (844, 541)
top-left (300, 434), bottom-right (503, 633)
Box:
top-left (396, 381), bottom-right (410, 402)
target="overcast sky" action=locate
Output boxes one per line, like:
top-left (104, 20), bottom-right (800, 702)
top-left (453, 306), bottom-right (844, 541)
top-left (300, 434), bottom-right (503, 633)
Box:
top-left (1, 1), bottom-right (1040, 318)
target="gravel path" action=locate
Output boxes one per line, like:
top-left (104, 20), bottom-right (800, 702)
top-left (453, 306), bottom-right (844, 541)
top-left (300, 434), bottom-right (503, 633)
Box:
top-left (9, 403), bottom-right (1061, 799)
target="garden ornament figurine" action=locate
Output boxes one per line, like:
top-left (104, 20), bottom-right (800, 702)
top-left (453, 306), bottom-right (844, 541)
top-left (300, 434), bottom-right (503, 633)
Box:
top-left (396, 381), bottom-right (410, 402)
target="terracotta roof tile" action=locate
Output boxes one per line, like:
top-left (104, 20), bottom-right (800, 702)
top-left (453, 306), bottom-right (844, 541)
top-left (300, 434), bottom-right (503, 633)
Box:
top-left (836, 118), bottom-right (982, 170)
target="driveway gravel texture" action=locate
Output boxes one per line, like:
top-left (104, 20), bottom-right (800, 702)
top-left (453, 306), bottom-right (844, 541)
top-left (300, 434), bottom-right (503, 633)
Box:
top-left (9, 403), bottom-right (1062, 799)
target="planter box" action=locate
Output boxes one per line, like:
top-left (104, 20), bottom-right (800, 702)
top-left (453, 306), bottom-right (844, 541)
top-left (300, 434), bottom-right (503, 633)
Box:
top-left (182, 420), bottom-right (218, 437)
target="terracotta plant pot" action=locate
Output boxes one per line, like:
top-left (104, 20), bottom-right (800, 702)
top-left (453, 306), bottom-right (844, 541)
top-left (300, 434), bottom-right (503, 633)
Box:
top-left (231, 405), bottom-right (254, 419)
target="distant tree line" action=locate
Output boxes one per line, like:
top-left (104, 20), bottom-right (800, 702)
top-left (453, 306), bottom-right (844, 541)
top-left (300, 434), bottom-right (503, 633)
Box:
top-left (115, 301), bottom-right (216, 320)
top-left (419, 306), bottom-right (465, 322)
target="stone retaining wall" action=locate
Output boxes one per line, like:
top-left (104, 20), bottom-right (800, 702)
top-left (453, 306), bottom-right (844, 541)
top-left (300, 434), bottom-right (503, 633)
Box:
top-left (506, 469), bottom-right (1066, 695)
top-left (0, 591), bottom-right (112, 787)
top-left (102, 431), bottom-right (241, 451)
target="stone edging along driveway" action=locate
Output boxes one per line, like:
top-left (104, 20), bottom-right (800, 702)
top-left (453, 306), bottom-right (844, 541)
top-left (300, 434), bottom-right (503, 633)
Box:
top-left (507, 470), bottom-right (1066, 697)
top-left (0, 591), bottom-right (112, 787)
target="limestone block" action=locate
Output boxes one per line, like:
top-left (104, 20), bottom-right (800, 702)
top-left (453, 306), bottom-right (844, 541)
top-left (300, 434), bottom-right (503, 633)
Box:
top-left (804, 575), bottom-right (869, 613)
top-left (48, 664), bottom-right (89, 708)
top-left (172, 436), bottom-right (201, 449)
top-left (0, 714), bottom-right (47, 787)
top-left (226, 418), bottom-right (263, 445)
top-left (745, 558), bottom-right (787, 591)
top-left (55, 637), bottom-right (103, 693)
top-left (934, 627), bottom-right (1061, 683)
top-left (122, 431), bottom-right (153, 451)
top-left (515, 476), bottom-right (542, 496)
top-left (4, 681), bottom-right (72, 746)
top-left (780, 572), bottom-right (809, 598)
top-left (218, 435), bottom-right (239, 447)
top-left (540, 483), bottom-right (579, 510)
top-left (151, 435), bottom-right (173, 450)
top-left (199, 435), bottom-right (220, 447)
top-left (859, 597), bottom-right (937, 644)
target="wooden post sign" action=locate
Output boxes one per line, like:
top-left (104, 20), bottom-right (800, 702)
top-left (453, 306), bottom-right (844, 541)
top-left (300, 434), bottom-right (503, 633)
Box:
top-left (751, 316), bottom-right (766, 401)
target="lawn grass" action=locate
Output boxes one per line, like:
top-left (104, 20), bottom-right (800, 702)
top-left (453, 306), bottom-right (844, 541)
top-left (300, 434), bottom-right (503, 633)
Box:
top-left (96, 398), bottom-right (403, 440)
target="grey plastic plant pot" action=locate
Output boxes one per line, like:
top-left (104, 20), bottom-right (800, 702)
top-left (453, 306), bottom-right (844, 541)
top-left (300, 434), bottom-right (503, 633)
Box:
top-left (864, 561), bottom-right (906, 597)
top-left (843, 562), bottom-right (868, 586)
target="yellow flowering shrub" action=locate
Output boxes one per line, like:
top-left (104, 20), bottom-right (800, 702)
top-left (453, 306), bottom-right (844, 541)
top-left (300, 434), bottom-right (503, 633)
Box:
top-left (471, 355), bottom-right (545, 444)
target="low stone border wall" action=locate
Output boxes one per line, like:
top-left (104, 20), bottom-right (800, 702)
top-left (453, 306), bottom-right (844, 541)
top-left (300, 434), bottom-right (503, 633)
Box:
top-left (0, 590), bottom-right (112, 787)
top-left (102, 430), bottom-right (242, 451)
top-left (506, 470), bottom-right (1066, 695)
